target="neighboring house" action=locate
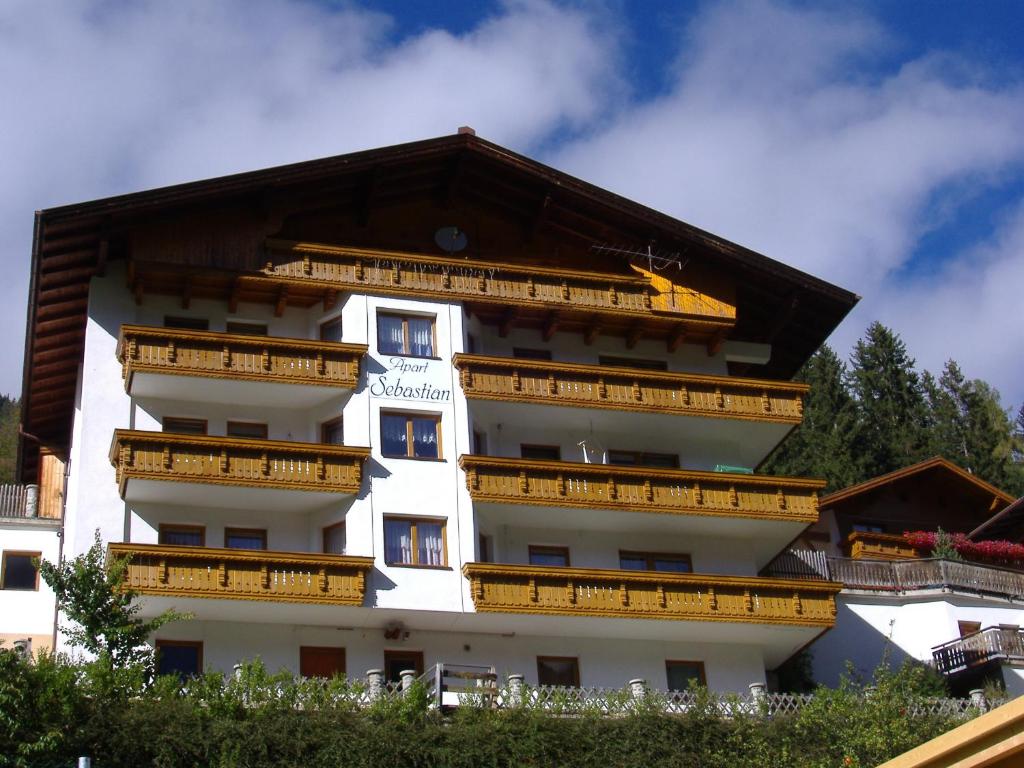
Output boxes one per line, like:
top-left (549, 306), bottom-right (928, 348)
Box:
top-left (768, 458), bottom-right (1024, 695)
top-left (0, 451), bottom-right (65, 654)
top-left (17, 130), bottom-right (859, 691)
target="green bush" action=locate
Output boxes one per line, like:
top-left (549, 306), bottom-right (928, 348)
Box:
top-left (0, 652), bottom-right (975, 768)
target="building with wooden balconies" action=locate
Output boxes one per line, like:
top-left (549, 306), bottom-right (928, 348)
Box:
top-left (17, 130), bottom-right (859, 690)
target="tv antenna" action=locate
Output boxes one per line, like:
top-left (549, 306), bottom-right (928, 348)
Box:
top-left (590, 242), bottom-right (687, 273)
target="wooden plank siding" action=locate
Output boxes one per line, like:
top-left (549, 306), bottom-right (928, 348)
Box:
top-left (453, 353), bottom-right (806, 423)
top-left (463, 562), bottom-right (840, 627)
top-left (459, 455), bottom-right (823, 524)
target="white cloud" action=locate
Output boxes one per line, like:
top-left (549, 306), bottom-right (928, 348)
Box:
top-left (1, 0), bottom-right (1022, 411)
top-left (551, 0), bottom-right (1024, 405)
top-left (0, 0), bottom-right (620, 395)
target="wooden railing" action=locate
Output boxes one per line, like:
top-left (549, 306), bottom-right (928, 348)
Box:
top-left (844, 531), bottom-right (920, 560)
top-left (264, 240), bottom-right (736, 324)
top-left (109, 430), bottom-right (370, 497)
top-left (453, 354), bottom-right (805, 423)
top-left (118, 325), bottom-right (367, 390)
top-left (932, 627), bottom-right (1024, 675)
top-left (459, 455), bottom-right (823, 523)
top-left (109, 543), bottom-right (373, 605)
top-left (463, 563), bottom-right (839, 627)
top-left (766, 552), bottom-right (1024, 600)
top-left (0, 484), bottom-right (35, 518)
top-left (0, 451), bottom-right (65, 519)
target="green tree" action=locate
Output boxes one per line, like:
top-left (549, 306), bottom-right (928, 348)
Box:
top-left (763, 345), bottom-right (861, 491)
top-left (0, 395), bottom-right (19, 484)
top-left (39, 531), bottom-right (188, 669)
top-left (848, 323), bottom-right (929, 478)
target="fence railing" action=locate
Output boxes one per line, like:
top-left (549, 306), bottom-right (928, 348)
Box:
top-left (932, 627), bottom-right (1024, 675)
top-left (275, 667), bottom-right (993, 718)
top-left (0, 484), bottom-right (38, 518)
top-left (766, 551), bottom-right (1024, 600)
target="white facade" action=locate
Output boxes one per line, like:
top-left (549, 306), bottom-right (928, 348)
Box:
top-left (46, 253), bottom-right (830, 691)
top-left (0, 519), bottom-right (61, 654)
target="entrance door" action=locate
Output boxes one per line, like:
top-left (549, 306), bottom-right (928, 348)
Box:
top-left (384, 650), bottom-right (424, 684)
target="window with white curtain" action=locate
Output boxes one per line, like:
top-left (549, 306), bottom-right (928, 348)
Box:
top-left (376, 312), bottom-right (435, 357)
top-left (380, 412), bottom-right (440, 459)
top-left (384, 517), bottom-right (446, 567)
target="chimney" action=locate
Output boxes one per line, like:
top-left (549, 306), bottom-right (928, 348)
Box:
top-left (457, 126), bottom-right (476, 136)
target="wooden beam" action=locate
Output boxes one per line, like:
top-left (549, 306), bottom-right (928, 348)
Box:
top-left (527, 192), bottom-right (552, 243)
top-left (323, 288), bottom-right (338, 312)
top-left (181, 276), bottom-right (193, 309)
top-left (626, 323), bottom-right (643, 350)
top-left (542, 312), bottom-right (560, 342)
top-left (356, 167), bottom-right (380, 227)
top-left (764, 292), bottom-right (800, 343)
top-left (133, 278), bottom-right (144, 306)
top-left (707, 330), bottom-right (726, 357)
top-left (95, 238), bottom-right (108, 277)
top-left (274, 285), bottom-right (289, 317)
top-left (584, 316), bottom-right (601, 345)
top-left (667, 323), bottom-right (687, 353)
top-left (499, 307), bottom-right (518, 338)
top-left (228, 278), bottom-right (242, 314)
top-left (443, 152), bottom-right (466, 209)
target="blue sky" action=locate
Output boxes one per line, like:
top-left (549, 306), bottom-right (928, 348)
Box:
top-left (1, 0), bottom-right (1022, 410)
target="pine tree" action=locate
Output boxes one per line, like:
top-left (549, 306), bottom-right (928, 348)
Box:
top-left (848, 323), bottom-right (928, 478)
top-left (762, 345), bottom-right (861, 491)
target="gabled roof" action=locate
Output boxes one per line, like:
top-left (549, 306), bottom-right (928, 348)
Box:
top-left (19, 131), bottom-right (859, 480)
top-left (820, 457), bottom-right (1015, 510)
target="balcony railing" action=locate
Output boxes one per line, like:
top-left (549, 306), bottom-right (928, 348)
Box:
top-left (109, 543), bottom-right (374, 605)
top-left (463, 563), bottom-right (839, 627)
top-left (932, 627), bottom-right (1024, 675)
top-left (264, 240), bottom-right (736, 324)
top-left (459, 455), bottom-right (823, 523)
top-left (766, 551), bottom-right (1024, 600)
top-left (109, 430), bottom-right (370, 497)
top-left (0, 451), bottom-right (64, 520)
top-left (0, 484), bottom-right (37, 518)
top-left (844, 531), bottom-right (920, 560)
top-left (453, 354), bottom-right (806, 423)
top-left (118, 325), bottom-right (367, 390)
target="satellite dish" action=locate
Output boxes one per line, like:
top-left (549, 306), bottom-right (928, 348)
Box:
top-left (434, 226), bottom-right (468, 254)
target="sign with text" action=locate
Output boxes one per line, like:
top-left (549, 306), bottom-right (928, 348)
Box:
top-left (369, 357), bottom-right (452, 402)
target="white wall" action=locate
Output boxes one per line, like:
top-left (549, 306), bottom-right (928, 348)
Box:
top-left (0, 523), bottom-right (61, 651)
top-left (154, 618), bottom-right (766, 691)
top-left (811, 593), bottom-right (1024, 686)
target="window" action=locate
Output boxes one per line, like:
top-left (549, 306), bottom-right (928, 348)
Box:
top-left (319, 316), bottom-right (344, 342)
top-left (226, 421), bottom-right (268, 440)
top-left (225, 528), bottom-right (267, 550)
top-left (323, 523), bottom-right (346, 555)
top-left (162, 417), bottom-right (207, 435)
top-left (520, 444), bottom-right (561, 461)
top-left (377, 313), bottom-right (435, 357)
top-left (537, 656), bottom-right (579, 687)
top-left (155, 640), bottom-right (203, 680)
top-left (529, 545), bottom-right (570, 568)
top-left (852, 523), bottom-right (885, 533)
top-left (1, 552), bottom-right (39, 591)
top-left (513, 347), bottom-right (552, 360)
top-left (321, 417), bottom-right (345, 445)
top-left (472, 430), bottom-right (487, 455)
top-left (380, 412), bottom-right (440, 459)
top-left (384, 517), bottom-right (446, 567)
top-left (300, 646), bottom-right (346, 679)
top-left (225, 321), bottom-right (268, 336)
top-left (598, 355), bottom-right (668, 371)
top-left (159, 525), bottom-right (205, 547)
top-left (666, 660), bottom-right (706, 691)
top-left (384, 650), bottom-right (424, 684)
top-left (607, 450), bottom-right (679, 469)
top-left (619, 551), bottom-right (692, 573)
top-left (164, 316), bottom-right (208, 331)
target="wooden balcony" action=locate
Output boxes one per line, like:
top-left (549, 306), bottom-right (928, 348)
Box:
top-left (118, 325), bottom-right (366, 403)
top-left (463, 563), bottom-right (839, 627)
top-left (109, 543), bottom-right (373, 606)
top-left (110, 430), bottom-right (370, 506)
top-left (459, 455), bottom-right (823, 524)
top-left (453, 354), bottom-right (806, 423)
top-left (844, 531), bottom-right (919, 560)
